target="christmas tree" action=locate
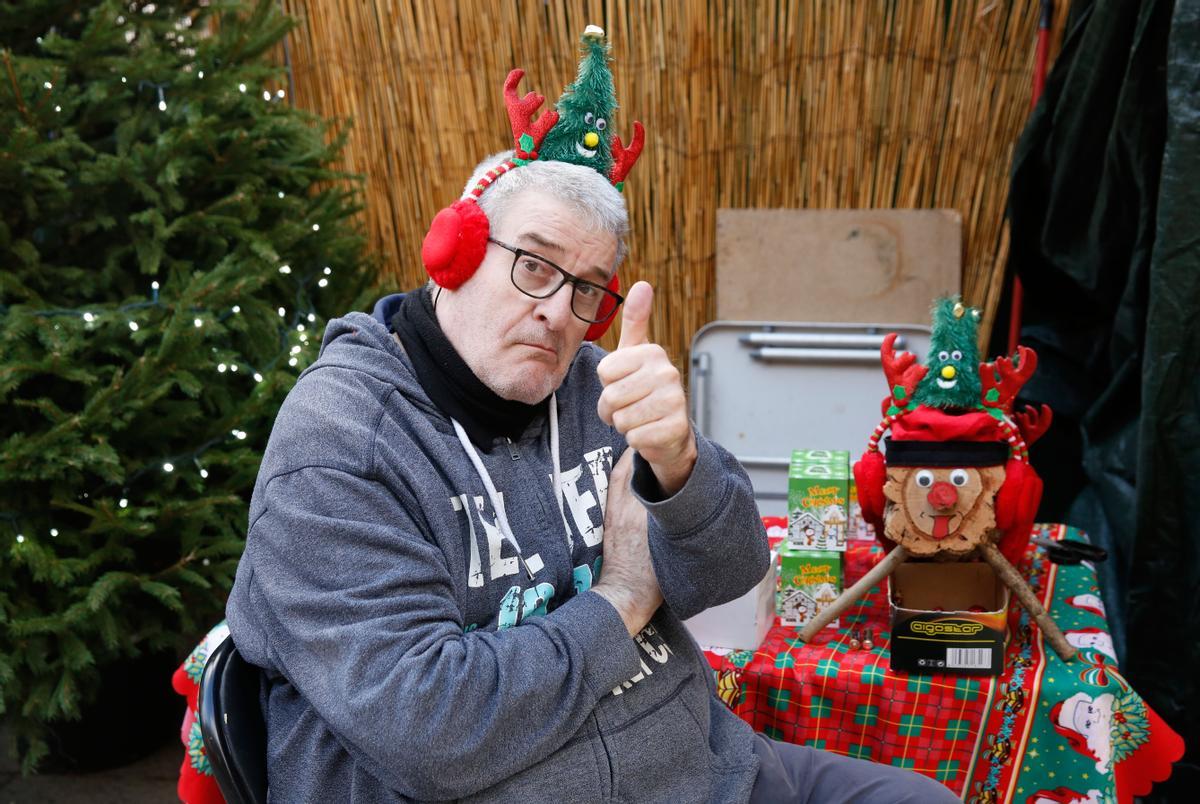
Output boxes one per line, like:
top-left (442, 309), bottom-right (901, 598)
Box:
top-left (1, 0), bottom-right (374, 770)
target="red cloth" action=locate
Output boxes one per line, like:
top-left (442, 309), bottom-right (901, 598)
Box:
top-left (704, 522), bottom-right (1184, 802)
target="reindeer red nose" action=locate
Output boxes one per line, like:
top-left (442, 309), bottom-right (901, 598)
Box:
top-left (927, 481), bottom-right (958, 510)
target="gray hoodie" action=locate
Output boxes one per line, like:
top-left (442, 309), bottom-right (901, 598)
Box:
top-left (226, 295), bottom-right (771, 802)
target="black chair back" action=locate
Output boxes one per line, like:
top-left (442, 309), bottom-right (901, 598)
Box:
top-left (199, 636), bottom-right (269, 804)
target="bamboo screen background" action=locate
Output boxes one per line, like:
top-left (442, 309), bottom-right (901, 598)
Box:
top-left (277, 0), bottom-right (1068, 362)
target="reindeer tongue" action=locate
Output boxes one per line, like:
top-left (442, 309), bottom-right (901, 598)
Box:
top-left (931, 515), bottom-right (952, 539)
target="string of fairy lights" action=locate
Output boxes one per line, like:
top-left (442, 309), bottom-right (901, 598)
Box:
top-left (3, 259), bottom-right (341, 547)
top-left (3, 3), bottom-right (342, 548)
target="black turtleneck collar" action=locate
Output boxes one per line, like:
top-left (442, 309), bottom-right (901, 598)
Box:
top-left (390, 287), bottom-right (546, 449)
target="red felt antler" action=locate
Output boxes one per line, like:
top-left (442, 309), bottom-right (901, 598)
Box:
top-left (1013, 403), bottom-right (1053, 447)
top-left (504, 69), bottom-right (559, 160)
top-left (980, 346), bottom-right (1037, 414)
top-left (609, 121), bottom-right (645, 186)
top-left (880, 332), bottom-right (927, 407)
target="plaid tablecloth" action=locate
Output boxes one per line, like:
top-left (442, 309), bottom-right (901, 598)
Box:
top-left (705, 521), bottom-right (1184, 803)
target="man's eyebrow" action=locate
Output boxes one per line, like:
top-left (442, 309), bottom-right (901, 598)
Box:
top-left (517, 231), bottom-right (613, 283)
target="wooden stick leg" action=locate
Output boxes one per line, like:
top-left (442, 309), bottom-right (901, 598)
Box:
top-left (798, 546), bottom-right (908, 642)
top-left (980, 543), bottom-right (1077, 662)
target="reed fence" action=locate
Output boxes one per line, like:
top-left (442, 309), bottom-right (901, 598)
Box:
top-left (278, 0), bottom-right (1069, 360)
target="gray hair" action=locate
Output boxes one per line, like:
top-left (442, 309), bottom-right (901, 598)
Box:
top-left (462, 151), bottom-right (630, 268)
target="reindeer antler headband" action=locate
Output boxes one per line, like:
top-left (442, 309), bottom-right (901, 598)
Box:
top-left (467, 25), bottom-right (645, 201)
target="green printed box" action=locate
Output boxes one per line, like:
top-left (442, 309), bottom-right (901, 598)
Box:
top-left (787, 453), bottom-right (849, 551)
top-left (791, 449), bottom-right (850, 465)
top-left (777, 545), bottom-right (842, 628)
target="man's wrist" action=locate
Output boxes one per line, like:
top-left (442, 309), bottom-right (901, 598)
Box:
top-left (648, 434), bottom-right (698, 497)
top-left (592, 583), bottom-right (652, 637)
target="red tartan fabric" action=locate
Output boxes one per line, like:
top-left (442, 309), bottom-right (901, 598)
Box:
top-left (704, 521), bottom-right (1185, 802)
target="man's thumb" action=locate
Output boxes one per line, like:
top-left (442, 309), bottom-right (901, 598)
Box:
top-left (616, 281), bottom-right (653, 350)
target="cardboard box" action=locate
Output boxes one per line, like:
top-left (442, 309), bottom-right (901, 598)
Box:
top-left (787, 456), bottom-right (849, 550)
top-left (777, 545), bottom-right (842, 628)
top-left (685, 549), bottom-right (778, 651)
top-left (888, 562), bottom-right (1009, 676)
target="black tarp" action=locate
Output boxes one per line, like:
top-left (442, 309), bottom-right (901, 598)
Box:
top-left (1001, 0), bottom-right (1200, 796)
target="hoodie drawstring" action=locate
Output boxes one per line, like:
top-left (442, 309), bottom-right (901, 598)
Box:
top-left (452, 392), bottom-right (569, 581)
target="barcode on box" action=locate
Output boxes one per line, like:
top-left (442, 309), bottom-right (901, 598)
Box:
top-left (946, 648), bottom-right (991, 669)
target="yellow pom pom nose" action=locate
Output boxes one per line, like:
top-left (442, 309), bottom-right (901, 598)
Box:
top-left (941, 365), bottom-right (957, 380)
top-left (583, 132), bottom-right (600, 148)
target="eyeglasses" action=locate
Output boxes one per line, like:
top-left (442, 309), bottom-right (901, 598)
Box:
top-left (488, 238), bottom-right (623, 325)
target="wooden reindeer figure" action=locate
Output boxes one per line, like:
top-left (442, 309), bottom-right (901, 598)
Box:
top-left (798, 298), bottom-right (1074, 661)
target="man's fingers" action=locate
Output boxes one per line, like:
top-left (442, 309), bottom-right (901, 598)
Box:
top-left (615, 281), bottom-right (653, 350)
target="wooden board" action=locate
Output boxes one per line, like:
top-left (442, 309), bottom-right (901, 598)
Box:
top-left (716, 210), bottom-right (962, 325)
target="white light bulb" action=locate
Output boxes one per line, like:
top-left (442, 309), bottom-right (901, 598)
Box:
top-left (232, 305), bottom-right (241, 313)
top-left (55, 105), bottom-right (62, 112)
top-left (311, 224), bottom-right (320, 231)
top-left (278, 191), bottom-right (285, 199)
top-left (163, 462), bottom-right (174, 472)
top-left (151, 281), bottom-right (160, 289)
top-left (128, 321), bottom-right (139, 331)
top-left (84, 312), bottom-right (95, 322)
top-left (236, 431), bottom-right (247, 440)
top-left (278, 307), bottom-right (286, 317)
top-left (50, 528), bottom-right (59, 537)
top-left (158, 100), bottom-right (167, 111)
top-left (276, 89), bottom-right (285, 99)
top-left (263, 90), bottom-right (271, 101)
top-left (198, 70), bottom-right (204, 79)
top-left (296, 324), bottom-right (305, 332)
top-left (253, 372), bottom-right (263, 383)
top-left (318, 278), bottom-right (328, 288)
top-left (16, 534), bottom-right (24, 544)
top-left (229, 364), bottom-right (238, 372)
top-left (217, 363), bottom-right (227, 372)
top-left (121, 76), bottom-right (127, 83)
top-left (323, 266), bottom-right (332, 275)
top-left (199, 468), bottom-right (209, 479)
top-left (307, 313), bottom-right (316, 322)
top-left (119, 498), bottom-right (128, 508)
top-left (300, 333), bottom-right (308, 342)
top-left (290, 345), bottom-right (301, 355)
top-left (288, 357), bottom-right (298, 367)
top-left (194, 318), bottom-right (202, 327)
top-left (279, 265), bottom-right (291, 274)
top-left (238, 83), bottom-right (247, 92)
top-left (44, 81), bottom-right (52, 89)
top-left (203, 558), bottom-right (211, 566)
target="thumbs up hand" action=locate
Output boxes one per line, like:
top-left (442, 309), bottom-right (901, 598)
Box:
top-left (597, 281), bottom-right (698, 496)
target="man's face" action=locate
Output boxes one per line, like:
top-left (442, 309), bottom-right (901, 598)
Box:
top-left (437, 189), bottom-right (619, 404)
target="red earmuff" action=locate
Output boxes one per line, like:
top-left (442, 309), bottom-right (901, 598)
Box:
top-left (852, 449), bottom-right (888, 542)
top-left (584, 274), bottom-right (621, 341)
top-left (994, 457), bottom-right (1043, 565)
top-left (421, 199), bottom-right (491, 290)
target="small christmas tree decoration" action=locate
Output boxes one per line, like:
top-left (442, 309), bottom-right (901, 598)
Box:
top-left (538, 25), bottom-right (617, 175)
top-left (912, 299), bottom-right (984, 410)
top-left (798, 297), bottom-right (1075, 662)
top-left (538, 26), bottom-right (645, 190)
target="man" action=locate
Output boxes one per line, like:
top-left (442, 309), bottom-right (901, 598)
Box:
top-left (226, 29), bottom-right (959, 803)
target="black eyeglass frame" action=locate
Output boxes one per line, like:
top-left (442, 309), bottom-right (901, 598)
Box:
top-left (487, 237), bottom-right (624, 325)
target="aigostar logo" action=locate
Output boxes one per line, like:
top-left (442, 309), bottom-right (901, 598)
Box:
top-left (912, 620), bottom-right (984, 636)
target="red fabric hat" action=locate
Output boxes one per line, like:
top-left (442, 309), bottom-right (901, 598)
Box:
top-left (885, 407), bottom-right (1009, 467)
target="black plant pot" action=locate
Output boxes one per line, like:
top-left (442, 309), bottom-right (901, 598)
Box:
top-left (40, 649), bottom-right (183, 773)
